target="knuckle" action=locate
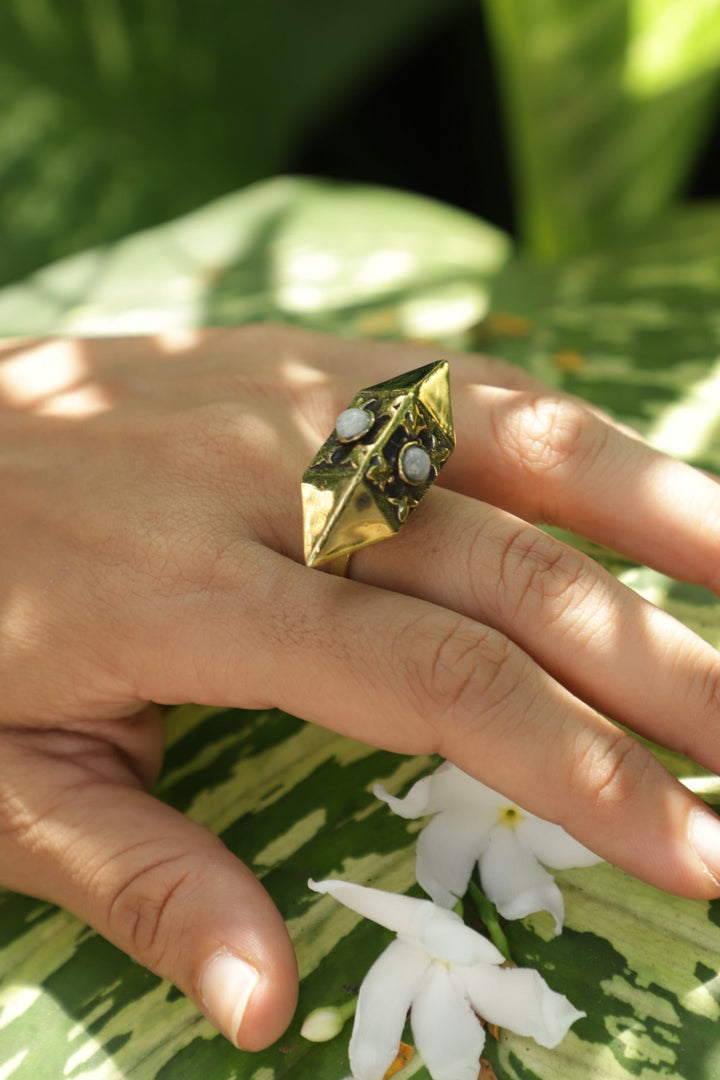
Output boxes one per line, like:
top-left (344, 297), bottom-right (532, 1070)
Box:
top-left (698, 662), bottom-right (720, 718)
top-left (495, 526), bottom-right (590, 621)
top-left (0, 785), bottom-right (42, 853)
top-left (103, 846), bottom-right (201, 970)
top-left (0, 737), bottom-right (89, 859)
top-left (499, 394), bottom-right (608, 481)
top-left (398, 615), bottom-right (523, 734)
top-left (569, 728), bottom-right (649, 816)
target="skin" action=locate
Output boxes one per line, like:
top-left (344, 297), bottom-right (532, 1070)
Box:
top-left (1, 322), bottom-right (720, 1049)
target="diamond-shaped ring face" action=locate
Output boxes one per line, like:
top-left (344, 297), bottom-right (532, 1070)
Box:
top-left (302, 360), bottom-right (455, 567)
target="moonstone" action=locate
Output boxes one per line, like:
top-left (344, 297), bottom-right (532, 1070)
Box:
top-left (335, 407), bottom-right (373, 442)
top-left (400, 444), bottom-right (431, 484)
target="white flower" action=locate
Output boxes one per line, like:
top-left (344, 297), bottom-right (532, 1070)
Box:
top-left (375, 762), bottom-right (602, 933)
top-left (309, 878), bottom-right (585, 1080)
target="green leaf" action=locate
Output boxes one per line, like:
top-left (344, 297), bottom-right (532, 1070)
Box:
top-left (0, 177), bottom-right (510, 337)
top-left (484, 204), bottom-right (720, 479)
top-left (627, 0), bottom-right (720, 95)
top-left (0, 0), bottom-right (462, 286)
top-left (481, 0), bottom-right (720, 257)
top-left (2, 179), bottom-right (720, 1078)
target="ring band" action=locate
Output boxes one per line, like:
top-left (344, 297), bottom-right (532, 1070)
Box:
top-left (302, 360), bottom-right (455, 569)
top-left (325, 552), bottom-right (353, 577)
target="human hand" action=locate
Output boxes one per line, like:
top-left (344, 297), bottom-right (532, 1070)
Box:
top-left (1, 323), bottom-right (719, 1049)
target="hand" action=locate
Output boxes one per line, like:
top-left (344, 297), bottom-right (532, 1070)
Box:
top-left (1, 323), bottom-right (719, 1049)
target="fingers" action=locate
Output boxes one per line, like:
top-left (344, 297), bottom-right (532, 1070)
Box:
top-left (445, 383), bottom-right (720, 593)
top-left (347, 487), bottom-right (720, 774)
top-left (155, 544), bottom-right (720, 901)
top-left (0, 729), bottom-right (298, 1051)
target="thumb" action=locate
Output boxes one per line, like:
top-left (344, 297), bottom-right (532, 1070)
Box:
top-left (0, 730), bottom-right (298, 1050)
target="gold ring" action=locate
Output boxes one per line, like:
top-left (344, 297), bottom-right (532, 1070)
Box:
top-left (302, 360), bottom-right (455, 570)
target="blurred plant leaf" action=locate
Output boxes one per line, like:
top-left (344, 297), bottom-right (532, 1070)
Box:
top-left (627, 0), bottom-right (720, 94)
top-left (2, 178), bottom-right (720, 1078)
top-left (0, 0), bottom-right (464, 287)
top-left (0, 177), bottom-right (511, 337)
top-left (481, 0), bottom-right (720, 257)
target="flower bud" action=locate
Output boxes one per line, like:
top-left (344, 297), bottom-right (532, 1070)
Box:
top-left (300, 1006), bottom-right (345, 1042)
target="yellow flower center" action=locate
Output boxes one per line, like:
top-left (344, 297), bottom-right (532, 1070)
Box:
top-left (497, 805), bottom-right (523, 829)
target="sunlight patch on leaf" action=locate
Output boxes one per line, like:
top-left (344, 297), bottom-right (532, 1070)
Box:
top-left (0, 988), bottom-right (40, 1031)
top-left (0, 1051), bottom-right (28, 1080)
top-left (626, 0), bottom-right (720, 95)
top-left (399, 283), bottom-right (490, 341)
top-left (645, 353), bottom-right (720, 458)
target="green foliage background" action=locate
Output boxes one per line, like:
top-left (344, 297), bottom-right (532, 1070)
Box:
top-left (0, 0), bottom-right (468, 287)
top-left (1, 3), bottom-right (720, 1079)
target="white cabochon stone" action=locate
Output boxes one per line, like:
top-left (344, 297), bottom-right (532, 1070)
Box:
top-left (400, 443), bottom-right (431, 484)
top-left (335, 407), bottom-right (373, 442)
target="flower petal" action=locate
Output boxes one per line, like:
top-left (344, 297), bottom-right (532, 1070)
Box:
top-left (308, 878), bottom-right (438, 939)
top-left (479, 828), bottom-right (565, 933)
top-left (422, 913), bottom-right (504, 967)
top-left (349, 938), bottom-right (431, 1080)
top-left (309, 878), bottom-right (503, 965)
top-left (374, 762), bottom-right (504, 817)
top-left (411, 962), bottom-right (486, 1080)
top-left (458, 964), bottom-right (585, 1048)
top-left (518, 816), bottom-right (603, 869)
top-left (415, 809), bottom-right (494, 908)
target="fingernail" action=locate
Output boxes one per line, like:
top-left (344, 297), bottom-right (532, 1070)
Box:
top-left (688, 807), bottom-right (720, 890)
top-left (200, 949), bottom-right (260, 1046)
